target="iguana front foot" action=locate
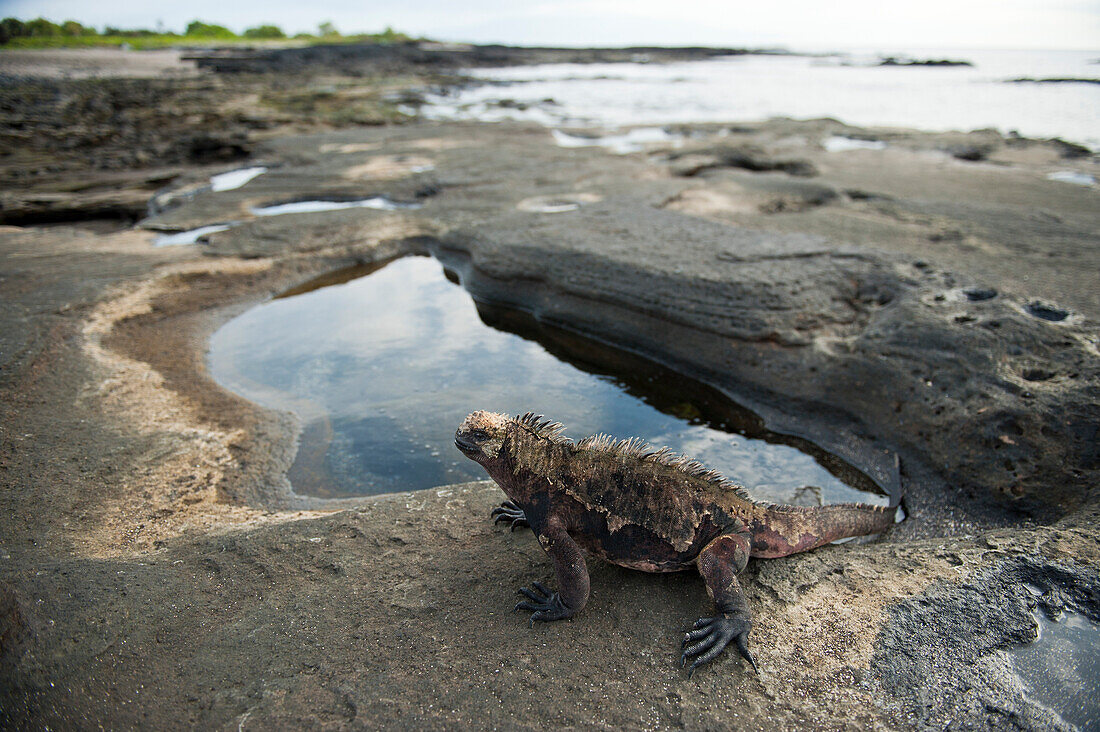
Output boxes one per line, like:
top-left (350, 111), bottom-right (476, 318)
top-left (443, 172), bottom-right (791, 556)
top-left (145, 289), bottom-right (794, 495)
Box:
top-left (490, 500), bottom-right (529, 531)
top-left (681, 613), bottom-right (758, 676)
top-left (514, 581), bottom-right (574, 626)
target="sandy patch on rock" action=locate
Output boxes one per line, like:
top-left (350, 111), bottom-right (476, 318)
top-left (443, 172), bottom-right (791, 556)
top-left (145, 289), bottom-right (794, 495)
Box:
top-left (662, 187), bottom-right (757, 217)
top-left (343, 154), bottom-right (435, 180)
top-left (0, 48), bottom-right (200, 79)
top-left (79, 257), bottom-right (311, 556)
top-left (70, 216), bottom-right (433, 558)
top-left (321, 138), bottom-right (465, 155)
top-left (405, 137), bottom-right (468, 151)
top-left (319, 142), bottom-right (380, 154)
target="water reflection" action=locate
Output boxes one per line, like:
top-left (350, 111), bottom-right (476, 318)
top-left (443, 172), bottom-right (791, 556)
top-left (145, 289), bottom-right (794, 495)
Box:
top-left (250, 196), bottom-right (420, 217)
top-left (209, 255), bottom-right (887, 502)
top-left (154, 223), bottom-right (233, 247)
top-left (1046, 171), bottom-right (1095, 186)
top-left (210, 166), bottom-right (267, 192)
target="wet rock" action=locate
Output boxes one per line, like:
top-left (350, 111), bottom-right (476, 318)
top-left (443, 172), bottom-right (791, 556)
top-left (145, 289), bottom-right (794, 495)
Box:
top-left (0, 583), bottom-right (30, 664)
top-left (0, 77), bottom-right (260, 187)
top-left (433, 191), bottom-right (1096, 524)
top-left (928, 229), bottom-right (964, 242)
top-left (1020, 367), bottom-right (1055, 382)
top-left (0, 189), bottom-right (148, 226)
top-left (183, 133), bottom-right (251, 164)
top-left (963, 286), bottom-right (998, 301)
top-left (187, 42), bottom-right (765, 75)
top-left (670, 144), bottom-right (818, 177)
top-left (878, 56), bottom-right (973, 67)
top-left (1009, 77), bottom-right (1100, 86)
top-left (1, 111), bottom-right (1098, 730)
top-left (948, 143), bottom-right (996, 162)
top-left (1047, 138), bottom-right (1092, 159)
top-left (1024, 301), bottom-right (1070, 322)
top-left (869, 556), bottom-right (1100, 730)
top-left (758, 184), bottom-right (839, 213)
top-left (844, 188), bottom-right (894, 202)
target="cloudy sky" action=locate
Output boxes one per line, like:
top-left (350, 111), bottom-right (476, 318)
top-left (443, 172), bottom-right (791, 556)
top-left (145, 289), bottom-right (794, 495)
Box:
top-left (5, 0), bottom-right (1098, 50)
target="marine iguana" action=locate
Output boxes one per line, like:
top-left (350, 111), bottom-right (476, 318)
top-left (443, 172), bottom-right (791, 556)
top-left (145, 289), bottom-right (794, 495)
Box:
top-left (455, 411), bottom-right (898, 674)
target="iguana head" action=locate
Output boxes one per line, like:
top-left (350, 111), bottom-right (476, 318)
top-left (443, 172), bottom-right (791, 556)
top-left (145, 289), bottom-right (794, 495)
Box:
top-left (455, 410), bottom-right (510, 466)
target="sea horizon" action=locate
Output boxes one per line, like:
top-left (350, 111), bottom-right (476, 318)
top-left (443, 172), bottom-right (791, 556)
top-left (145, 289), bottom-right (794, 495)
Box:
top-left (424, 46), bottom-right (1100, 150)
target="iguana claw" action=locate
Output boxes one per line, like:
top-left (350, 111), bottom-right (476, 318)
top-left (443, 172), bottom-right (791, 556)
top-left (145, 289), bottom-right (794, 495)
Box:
top-left (491, 500), bottom-right (529, 531)
top-left (514, 581), bottom-right (573, 626)
top-left (680, 614), bottom-right (758, 676)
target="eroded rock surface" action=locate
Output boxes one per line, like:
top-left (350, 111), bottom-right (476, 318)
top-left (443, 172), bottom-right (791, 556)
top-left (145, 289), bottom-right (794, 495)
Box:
top-left (870, 555), bottom-right (1100, 730)
top-left (1, 88), bottom-right (1098, 729)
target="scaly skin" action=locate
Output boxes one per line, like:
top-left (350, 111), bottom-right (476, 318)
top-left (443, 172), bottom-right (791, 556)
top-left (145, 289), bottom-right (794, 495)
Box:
top-left (456, 410), bottom-right (897, 675)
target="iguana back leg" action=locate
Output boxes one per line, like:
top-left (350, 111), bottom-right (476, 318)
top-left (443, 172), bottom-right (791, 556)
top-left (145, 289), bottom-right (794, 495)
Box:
top-left (682, 527), bottom-right (759, 675)
top-left (514, 517), bottom-right (590, 625)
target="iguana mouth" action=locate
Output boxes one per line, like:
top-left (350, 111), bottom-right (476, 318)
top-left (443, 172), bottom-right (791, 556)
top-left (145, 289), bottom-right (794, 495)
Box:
top-left (455, 436), bottom-right (479, 454)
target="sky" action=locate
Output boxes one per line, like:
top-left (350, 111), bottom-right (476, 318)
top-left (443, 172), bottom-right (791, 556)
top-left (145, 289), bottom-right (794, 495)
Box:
top-left (3, 0), bottom-right (1098, 50)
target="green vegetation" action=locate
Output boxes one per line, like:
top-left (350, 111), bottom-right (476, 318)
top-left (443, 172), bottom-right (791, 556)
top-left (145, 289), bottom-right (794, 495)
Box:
top-left (243, 25), bottom-right (286, 40)
top-left (184, 21), bottom-right (235, 39)
top-left (0, 17), bottom-right (413, 49)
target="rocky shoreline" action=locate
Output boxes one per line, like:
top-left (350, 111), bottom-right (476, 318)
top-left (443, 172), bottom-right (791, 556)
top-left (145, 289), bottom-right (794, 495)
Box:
top-left (1, 47), bottom-right (1098, 729)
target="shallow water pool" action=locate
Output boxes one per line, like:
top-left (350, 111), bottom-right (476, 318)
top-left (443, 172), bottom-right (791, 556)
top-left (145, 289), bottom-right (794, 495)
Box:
top-left (210, 166), bottom-right (267, 192)
top-left (209, 255), bottom-right (889, 502)
top-left (154, 223), bottom-right (233, 247)
top-left (1009, 609), bottom-right (1100, 730)
top-left (249, 197), bottom-right (420, 217)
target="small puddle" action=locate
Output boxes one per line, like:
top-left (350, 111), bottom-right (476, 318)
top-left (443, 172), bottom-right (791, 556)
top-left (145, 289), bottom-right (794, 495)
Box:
top-left (1024, 300), bottom-right (1070, 322)
top-left (1042, 169), bottom-right (1095, 183)
top-left (1046, 171), bottom-right (1095, 186)
top-left (250, 197), bottom-right (421, 217)
top-left (210, 166), bottom-right (267, 192)
top-left (517, 193), bottom-right (602, 213)
top-left (344, 155), bottom-right (435, 180)
top-left (552, 128), bottom-right (682, 154)
top-left (153, 223), bottom-right (234, 247)
top-left (823, 136), bottom-right (887, 152)
top-left (209, 255), bottom-right (891, 502)
top-left (1008, 609), bottom-right (1100, 730)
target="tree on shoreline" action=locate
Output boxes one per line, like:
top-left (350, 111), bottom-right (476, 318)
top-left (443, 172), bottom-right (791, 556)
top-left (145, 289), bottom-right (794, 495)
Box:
top-left (0, 16), bottom-right (411, 46)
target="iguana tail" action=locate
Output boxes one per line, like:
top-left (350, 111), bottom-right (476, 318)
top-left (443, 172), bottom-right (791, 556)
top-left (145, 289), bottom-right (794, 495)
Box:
top-left (748, 502), bottom-right (896, 559)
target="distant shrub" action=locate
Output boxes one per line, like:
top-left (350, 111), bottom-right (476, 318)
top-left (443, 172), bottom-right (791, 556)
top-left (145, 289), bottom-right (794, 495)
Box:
top-left (103, 26), bottom-right (159, 38)
top-left (0, 17), bottom-right (100, 42)
top-left (185, 20), bottom-right (236, 38)
top-left (25, 17), bottom-right (62, 37)
top-left (0, 17), bottom-right (26, 43)
top-left (243, 24), bottom-right (286, 39)
top-left (378, 26), bottom-right (403, 42)
top-left (61, 20), bottom-right (96, 36)
top-left (0, 16), bottom-right (415, 47)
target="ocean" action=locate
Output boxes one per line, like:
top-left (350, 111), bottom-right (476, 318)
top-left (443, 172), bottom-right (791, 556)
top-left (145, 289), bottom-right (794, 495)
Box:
top-left (423, 48), bottom-right (1100, 150)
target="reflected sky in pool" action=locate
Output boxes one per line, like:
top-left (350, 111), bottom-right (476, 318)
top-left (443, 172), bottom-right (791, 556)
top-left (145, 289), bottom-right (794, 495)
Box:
top-left (208, 255), bottom-right (886, 502)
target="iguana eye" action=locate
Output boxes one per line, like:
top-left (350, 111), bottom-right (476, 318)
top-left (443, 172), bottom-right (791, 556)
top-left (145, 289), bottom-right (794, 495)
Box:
top-left (471, 429), bottom-right (489, 442)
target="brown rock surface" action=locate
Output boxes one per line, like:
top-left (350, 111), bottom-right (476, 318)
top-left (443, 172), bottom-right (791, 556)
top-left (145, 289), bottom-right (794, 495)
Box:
top-left (1, 49), bottom-right (1099, 730)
